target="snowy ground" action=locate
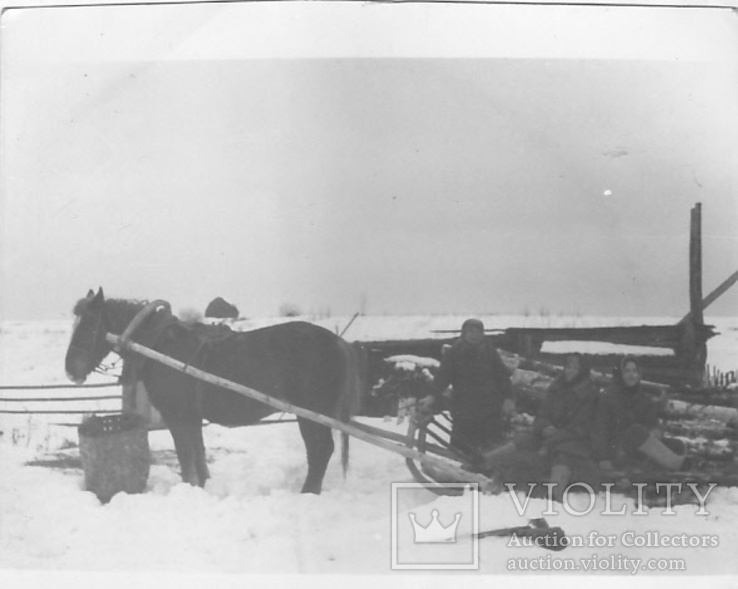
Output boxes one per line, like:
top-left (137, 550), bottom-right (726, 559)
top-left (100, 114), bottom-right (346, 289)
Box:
top-left (1, 314), bottom-right (738, 584)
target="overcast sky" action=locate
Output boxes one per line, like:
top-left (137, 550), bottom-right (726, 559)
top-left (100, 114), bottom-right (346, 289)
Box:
top-left (1, 2), bottom-right (737, 321)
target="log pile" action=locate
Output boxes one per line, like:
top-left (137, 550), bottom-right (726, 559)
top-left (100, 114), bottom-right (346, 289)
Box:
top-left (365, 354), bottom-right (439, 418)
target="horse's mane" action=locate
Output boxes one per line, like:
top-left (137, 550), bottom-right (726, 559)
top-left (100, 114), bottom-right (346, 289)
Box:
top-left (72, 296), bottom-right (150, 321)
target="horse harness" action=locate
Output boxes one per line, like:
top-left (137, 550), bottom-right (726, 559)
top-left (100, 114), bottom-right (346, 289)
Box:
top-left (118, 302), bottom-right (237, 415)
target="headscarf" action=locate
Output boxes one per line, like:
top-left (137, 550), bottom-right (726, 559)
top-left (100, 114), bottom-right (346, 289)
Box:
top-left (612, 355), bottom-right (641, 390)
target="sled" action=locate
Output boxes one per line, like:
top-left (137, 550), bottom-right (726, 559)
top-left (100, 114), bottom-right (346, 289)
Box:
top-left (403, 410), bottom-right (483, 494)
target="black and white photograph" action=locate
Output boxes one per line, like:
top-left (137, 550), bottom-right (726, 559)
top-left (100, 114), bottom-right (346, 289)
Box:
top-left (1, 0), bottom-right (737, 582)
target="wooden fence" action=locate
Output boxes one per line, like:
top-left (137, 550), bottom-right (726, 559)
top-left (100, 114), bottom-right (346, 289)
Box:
top-left (0, 382), bottom-right (122, 417)
top-left (705, 365), bottom-right (738, 388)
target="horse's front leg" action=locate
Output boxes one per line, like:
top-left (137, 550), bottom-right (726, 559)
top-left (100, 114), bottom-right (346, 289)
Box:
top-left (168, 420), bottom-right (205, 487)
top-left (193, 423), bottom-right (210, 484)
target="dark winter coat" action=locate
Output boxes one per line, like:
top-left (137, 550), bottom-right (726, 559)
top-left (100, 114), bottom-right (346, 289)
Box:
top-left (592, 379), bottom-right (660, 462)
top-left (533, 374), bottom-right (599, 459)
top-left (432, 339), bottom-right (513, 418)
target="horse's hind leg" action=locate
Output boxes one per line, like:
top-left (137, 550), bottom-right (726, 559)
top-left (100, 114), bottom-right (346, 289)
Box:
top-left (297, 418), bottom-right (334, 494)
top-left (168, 421), bottom-right (204, 487)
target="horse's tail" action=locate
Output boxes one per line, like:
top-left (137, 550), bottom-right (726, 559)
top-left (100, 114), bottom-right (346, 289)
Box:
top-left (337, 339), bottom-right (362, 478)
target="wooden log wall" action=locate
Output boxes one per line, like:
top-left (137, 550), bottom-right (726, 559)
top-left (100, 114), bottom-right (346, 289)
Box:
top-left (358, 320), bottom-right (716, 397)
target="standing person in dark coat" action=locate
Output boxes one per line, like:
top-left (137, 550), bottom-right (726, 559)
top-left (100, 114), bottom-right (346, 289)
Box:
top-left (594, 356), bottom-right (685, 471)
top-left (418, 318), bottom-right (515, 456)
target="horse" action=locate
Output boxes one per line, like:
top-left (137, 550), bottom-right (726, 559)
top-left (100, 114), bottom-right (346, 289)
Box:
top-left (65, 288), bottom-right (360, 494)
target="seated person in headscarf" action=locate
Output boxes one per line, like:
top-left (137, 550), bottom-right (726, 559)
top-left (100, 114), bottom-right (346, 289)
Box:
top-left (418, 318), bottom-right (516, 457)
top-left (593, 356), bottom-right (686, 472)
top-left (482, 352), bottom-right (600, 501)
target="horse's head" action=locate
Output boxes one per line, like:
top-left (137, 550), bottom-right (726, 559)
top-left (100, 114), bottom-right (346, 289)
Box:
top-left (65, 287), bottom-right (112, 384)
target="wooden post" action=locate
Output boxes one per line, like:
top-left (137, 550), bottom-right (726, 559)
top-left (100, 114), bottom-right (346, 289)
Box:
top-left (121, 379), bottom-right (137, 414)
top-left (120, 361), bottom-right (165, 430)
top-left (684, 203), bottom-right (706, 384)
top-left (689, 202), bottom-right (704, 326)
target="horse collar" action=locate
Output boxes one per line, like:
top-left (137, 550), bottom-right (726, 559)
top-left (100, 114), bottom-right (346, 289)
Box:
top-left (115, 299), bottom-right (172, 353)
